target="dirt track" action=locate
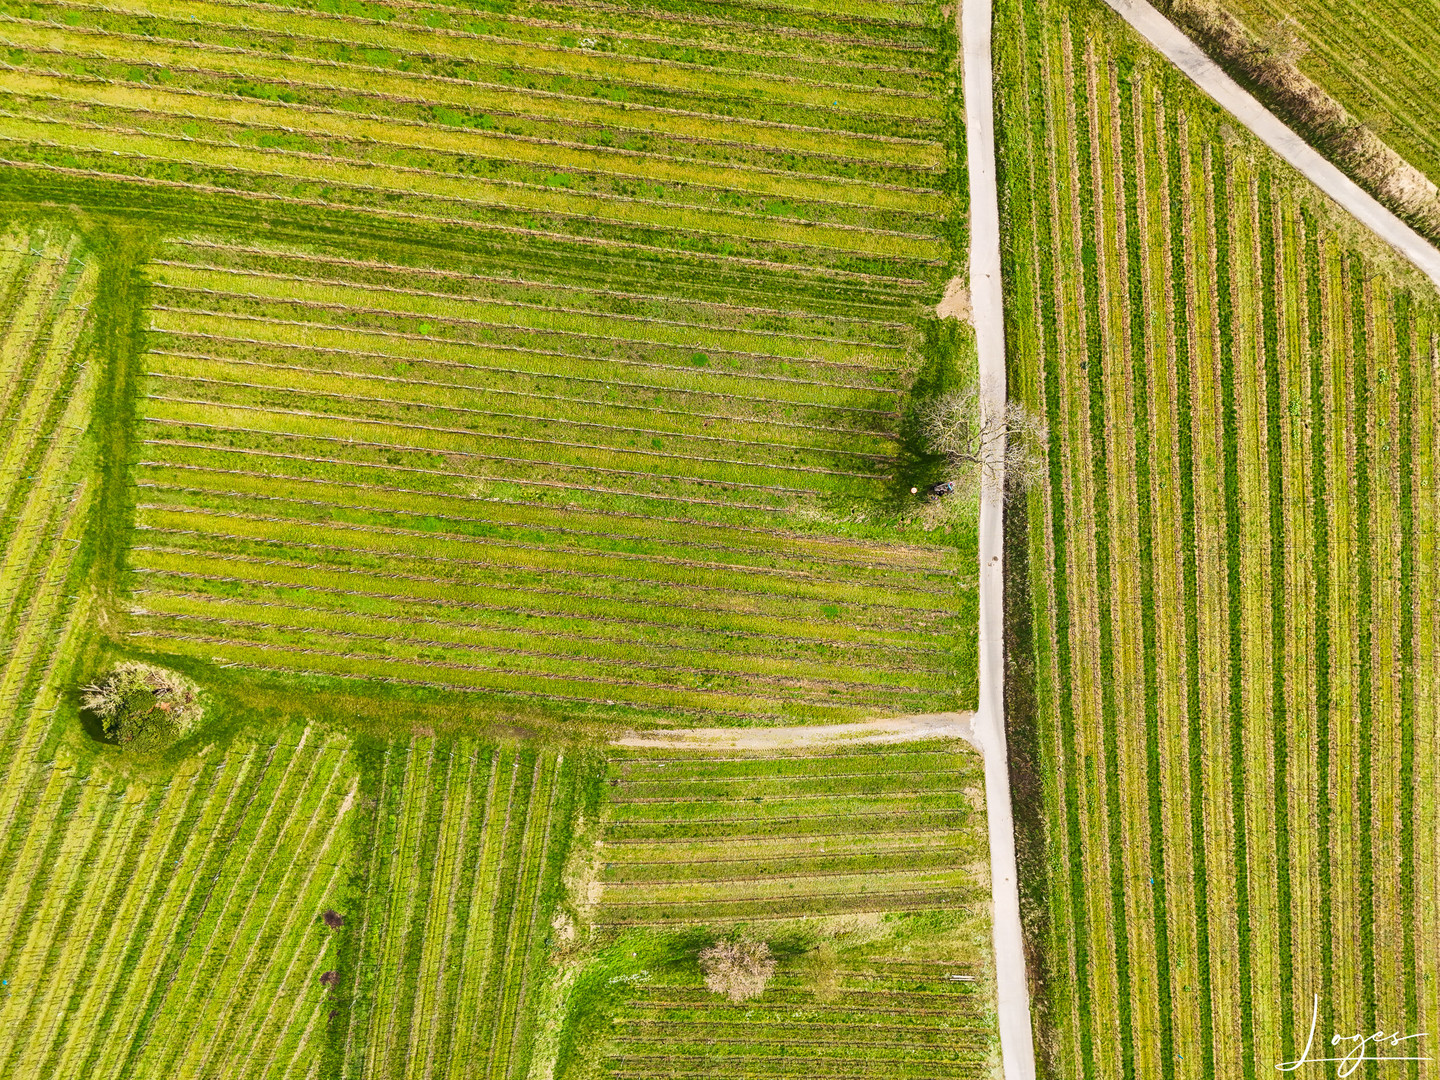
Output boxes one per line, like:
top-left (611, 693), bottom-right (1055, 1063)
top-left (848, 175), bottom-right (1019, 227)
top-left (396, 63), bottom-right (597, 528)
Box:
top-left (613, 711), bottom-right (979, 752)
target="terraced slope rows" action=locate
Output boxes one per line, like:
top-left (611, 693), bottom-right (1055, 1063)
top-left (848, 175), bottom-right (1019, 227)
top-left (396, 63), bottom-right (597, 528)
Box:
top-left (341, 739), bottom-right (589, 1080)
top-left (597, 959), bottom-right (993, 1080)
top-left (596, 743), bottom-right (988, 924)
top-left (121, 235), bottom-right (976, 724)
top-left (997, 2), bottom-right (1440, 1078)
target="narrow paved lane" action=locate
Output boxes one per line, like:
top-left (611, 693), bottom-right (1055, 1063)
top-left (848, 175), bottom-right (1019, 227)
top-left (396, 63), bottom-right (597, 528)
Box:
top-left (1102, 0), bottom-right (1440, 292)
top-left (962, 0), bottom-right (1039, 1073)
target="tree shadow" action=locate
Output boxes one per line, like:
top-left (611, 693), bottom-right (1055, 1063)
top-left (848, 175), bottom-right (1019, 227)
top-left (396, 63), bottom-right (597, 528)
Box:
top-left (1002, 469), bottom-right (1056, 1076)
top-left (67, 687), bottom-right (112, 746)
top-left (891, 316), bottom-right (973, 502)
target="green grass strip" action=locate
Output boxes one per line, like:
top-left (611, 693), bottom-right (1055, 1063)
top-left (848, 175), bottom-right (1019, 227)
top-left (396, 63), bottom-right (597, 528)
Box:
top-left (1165, 101), bottom-right (1215, 1078)
top-left (1120, 66), bottom-right (1175, 1080)
top-left (1347, 254), bottom-right (1376, 1080)
top-left (1257, 175), bottom-right (1295, 1061)
top-left (90, 224), bottom-right (154, 609)
top-left (1027, 6), bottom-right (1094, 1074)
top-left (1070, 30), bottom-right (1135, 1080)
top-left (1301, 210), bottom-right (1334, 1038)
top-left (1394, 293), bottom-right (1418, 1080)
top-left (1210, 147), bottom-right (1254, 1079)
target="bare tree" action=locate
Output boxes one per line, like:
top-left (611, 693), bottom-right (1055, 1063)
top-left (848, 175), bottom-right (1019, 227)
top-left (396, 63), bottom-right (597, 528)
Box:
top-left (699, 936), bottom-right (776, 1003)
top-left (918, 385), bottom-right (1048, 502)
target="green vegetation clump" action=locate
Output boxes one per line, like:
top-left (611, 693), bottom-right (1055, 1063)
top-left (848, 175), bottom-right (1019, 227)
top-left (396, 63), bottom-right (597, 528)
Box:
top-left (82, 661), bottom-right (202, 750)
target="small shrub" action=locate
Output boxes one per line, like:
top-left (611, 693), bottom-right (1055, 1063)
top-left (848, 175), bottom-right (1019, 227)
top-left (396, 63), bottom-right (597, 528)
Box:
top-left (699, 936), bottom-right (775, 1003)
top-left (81, 662), bottom-right (201, 752)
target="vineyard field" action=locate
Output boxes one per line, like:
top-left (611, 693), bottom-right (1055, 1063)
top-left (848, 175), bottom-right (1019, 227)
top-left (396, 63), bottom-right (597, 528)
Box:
top-left (121, 234), bottom-right (978, 725)
top-left (0, 0), bottom-right (999, 1073)
top-left (0, 0), bottom-right (982, 726)
top-left (0, 0), bottom-right (957, 282)
top-left (0, 0), bottom-right (988, 1070)
top-left (538, 740), bottom-right (998, 1080)
top-left (997, 1), bottom-right (1440, 1077)
top-left (585, 956), bottom-right (995, 1080)
top-left (339, 739), bottom-right (591, 1080)
top-left (596, 742), bottom-right (989, 924)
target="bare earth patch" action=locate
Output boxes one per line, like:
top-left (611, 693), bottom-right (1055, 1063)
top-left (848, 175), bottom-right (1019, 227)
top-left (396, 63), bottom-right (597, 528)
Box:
top-left (936, 274), bottom-right (973, 322)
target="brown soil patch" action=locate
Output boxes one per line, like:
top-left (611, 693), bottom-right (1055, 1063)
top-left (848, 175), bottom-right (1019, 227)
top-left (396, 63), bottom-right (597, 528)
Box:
top-left (936, 275), bottom-right (973, 322)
